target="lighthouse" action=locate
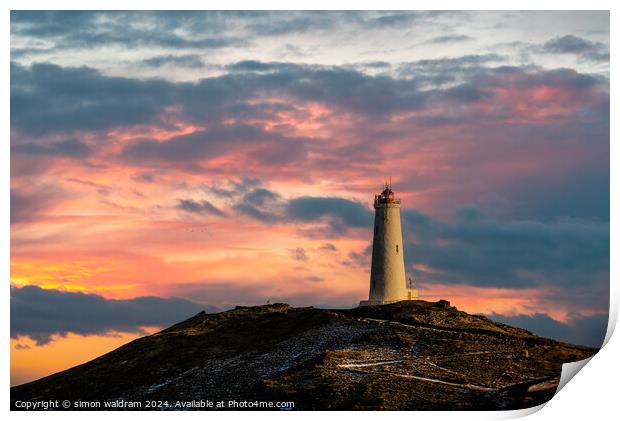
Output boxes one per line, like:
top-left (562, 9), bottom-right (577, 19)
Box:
top-left (360, 183), bottom-right (418, 306)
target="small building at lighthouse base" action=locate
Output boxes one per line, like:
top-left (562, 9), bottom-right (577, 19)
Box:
top-left (359, 287), bottom-right (419, 306)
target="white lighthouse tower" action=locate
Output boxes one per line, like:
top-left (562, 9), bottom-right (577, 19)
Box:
top-left (360, 182), bottom-right (418, 306)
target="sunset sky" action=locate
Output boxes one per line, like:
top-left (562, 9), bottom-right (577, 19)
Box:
top-left (10, 11), bottom-right (609, 385)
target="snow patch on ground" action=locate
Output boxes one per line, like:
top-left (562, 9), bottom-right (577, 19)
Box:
top-left (339, 359), bottom-right (403, 368)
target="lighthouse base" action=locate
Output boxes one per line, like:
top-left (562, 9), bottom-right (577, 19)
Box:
top-left (359, 289), bottom-right (419, 306)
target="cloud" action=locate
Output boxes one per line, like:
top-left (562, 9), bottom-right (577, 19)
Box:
top-left (131, 172), bottom-right (158, 183)
top-left (498, 167), bottom-right (610, 222)
top-left (10, 187), bottom-right (64, 224)
top-left (398, 53), bottom-right (506, 73)
top-left (10, 11), bottom-right (452, 55)
top-left (11, 60), bottom-right (429, 137)
top-left (226, 186), bottom-right (372, 233)
top-left (10, 285), bottom-right (211, 345)
top-left (488, 312), bottom-right (607, 348)
top-left (363, 11), bottom-right (423, 28)
top-left (542, 35), bottom-right (609, 62)
top-left (10, 11), bottom-right (245, 53)
top-left (142, 54), bottom-right (205, 69)
top-left (244, 188), bottom-right (281, 206)
top-left (14, 343), bottom-right (31, 350)
top-left (319, 243), bottom-right (338, 252)
top-left (11, 138), bottom-right (91, 157)
top-left (10, 11), bottom-right (450, 64)
top-left (121, 123), bottom-right (308, 167)
top-left (438, 82), bottom-right (490, 102)
top-left (403, 207), bottom-right (609, 292)
top-left (342, 245), bottom-right (372, 268)
top-left (202, 180), bottom-right (373, 235)
top-left (177, 199), bottom-right (224, 216)
top-left (290, 248), bottom-right (308, 261)
top-left (225, 60), bottom-right (293, 72)
top-left (244, 12), bottom-right (339, 36)
top-left (11, 57), bottom-right (607, 150)
top-left (233, 202), bottom-right (278, 222)
top-left (429, 34), bottom-right (473, 44)
top-left (230, 186), bottom-right (283, 222)
top-left (285, 196), bottom-right (372, 233)
top-left (243, 11), bottom-right (426, 36)
top-left (206, 177), bottom-right (262, 198)
top-left (11, 62), bottom-right (176, 136)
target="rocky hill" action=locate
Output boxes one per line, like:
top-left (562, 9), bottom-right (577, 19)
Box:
top-left (11, 300), bottom-right (597, 410)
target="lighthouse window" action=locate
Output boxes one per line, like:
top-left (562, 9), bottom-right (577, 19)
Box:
top-left (396, 244), bottom-right (399, 254)
top-left (374, 225), bottom-right (378, 235)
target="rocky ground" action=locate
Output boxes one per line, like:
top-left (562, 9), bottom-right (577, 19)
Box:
top-left (11, 300), bottom-right (597, 410)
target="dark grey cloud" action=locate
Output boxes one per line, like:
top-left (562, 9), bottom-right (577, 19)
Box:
top-left (226, 60), bottom-right (282, 72)
top-left (121, 124), bottom-right (305, 165)
top-left (319, 243), bottom-right (338, 252)
top-left (363, 11), bottom-right (423, 28)
top-left (67, 178), bottom-right (110, 196)
top-left (11, 62), bottom-right (177, 136)
top-left (11, 190), bottom-right (39, 224)
top-left (10, 11), bottom-right (445, 60)
top-left (224, 60), bottom-right (302, 75)
top-left (243, 11), bottom-right (426, 36)
top-left (206, 177), bottom-right (262, 198)
top-left (142, 54), bottom-right (205, 69)
top-left (12, 60), bottom-right (432, 137)
top-left (361, 61), bottom-right (391, 69)
top-left (544, 35), bottom-right (596, 54)
top-left (342, 245), bottom-right (373, 268)
top-left (11, 11), bottom-right (101, 38)
top-left (402, 207), bottom-right (609, 292)
top-left (286, 197), bottom-right (372, 233)
top-left (11, 138), bottom-right (91, 157)
top-left (10, 188), bottom-right (63, 224)
top-left (12, 57), bottom-right (606, 143)
top-left (454, 205), bottom-right (484, 223)
top-left (204, 180), bottom-right (373, 235)
top-left (11, 285), bottom-right (211, 345)
top-left (542, 35), bottom-right (609, 62)
top-left (438, 82), bottom-right (490, 102)
top-left (396, 54), bottom-right (507, 86)
top-left (131, 172), bottom-right (157, 183)
top-left (249, 140), bottom-right (307, 166)
top-left (244, 188), bottom-right (281, 206)
top-left (429, 34), bottom-right (473, 44)
top-left (499, 167), bottom-right (610, 222)
top-left (10, 11), bottom-right (244, 53)
top-left (401, 54), bottom-right (507, 72)
top-left (233, 202), bottom-right (279, 223)
top-left (508, 66), bottom-right (601, 90)
top-left (488, 312), bottom-right (607, 348)
top-left (177, 199), bottom-right (224, 217)
top-left (290, 248), bottom-right (308, 262)
top-left (246, 15), bottom-right (334, 37)
top-left (230, 183), bottom-right (283, 222)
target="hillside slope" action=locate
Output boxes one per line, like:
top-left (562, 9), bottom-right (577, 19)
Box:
top-left (11, 300), bottom-right (596, 410)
